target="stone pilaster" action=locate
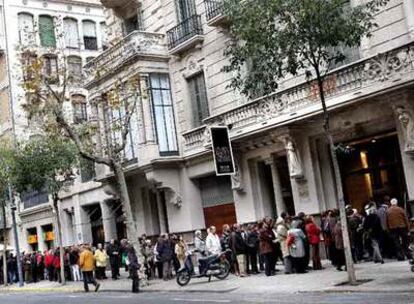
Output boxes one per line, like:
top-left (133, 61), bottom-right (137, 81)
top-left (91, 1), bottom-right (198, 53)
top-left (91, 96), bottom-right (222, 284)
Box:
top-left (404, 0), bottom-right (414, 39)
top-left (100, 201), bottom-right (117, 242)
top-left (266, 157), bottom-right (287, 216)
top-left (156, 190), bottom-right (168, 234)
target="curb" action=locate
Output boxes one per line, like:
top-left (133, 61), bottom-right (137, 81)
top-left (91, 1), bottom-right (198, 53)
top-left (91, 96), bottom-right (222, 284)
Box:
top-left (0, 286), bottom-right (240, 294)
top-left (321, 289), bottom-right (414, 294)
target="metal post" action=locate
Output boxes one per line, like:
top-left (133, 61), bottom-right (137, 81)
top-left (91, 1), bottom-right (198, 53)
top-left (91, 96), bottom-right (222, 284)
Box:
top-left (9, 186), bottom-right (23, 287)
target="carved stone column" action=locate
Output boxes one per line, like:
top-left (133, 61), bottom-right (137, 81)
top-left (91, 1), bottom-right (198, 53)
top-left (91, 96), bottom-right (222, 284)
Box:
top-left (265, 157), bottom-right (287, 216)
top-left (100, 201), bottom-right (117, 242)
top-left (140, 74), bottom-right (156, 144)
top-left (156, 190), bottom-right (168, 234)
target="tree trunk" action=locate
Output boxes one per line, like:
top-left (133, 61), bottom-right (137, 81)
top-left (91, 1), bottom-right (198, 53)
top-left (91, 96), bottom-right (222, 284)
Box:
top-left (53, 194), bottom-right (66, 286)
top-left (112, 161), bottom-right (147, 286)
top-left (316, 73), bottom-right (357, 285)
top-left (1, 202), bottom-right (7, 286)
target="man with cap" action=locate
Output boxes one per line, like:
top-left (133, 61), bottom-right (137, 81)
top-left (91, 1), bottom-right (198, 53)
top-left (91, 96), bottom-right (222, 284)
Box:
top-left (386, 198), bottom-right (412, 260)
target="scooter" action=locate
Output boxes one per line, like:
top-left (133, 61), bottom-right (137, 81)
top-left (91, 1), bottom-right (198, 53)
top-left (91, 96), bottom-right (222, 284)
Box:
top-left (176, 250), bottom-right (232, 286)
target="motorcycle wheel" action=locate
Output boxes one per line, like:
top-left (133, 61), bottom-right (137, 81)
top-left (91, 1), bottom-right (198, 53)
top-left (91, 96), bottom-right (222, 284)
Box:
top-left (411, 265), bottom-right (414, 273)
top-left (176, 270), bottom-right (191, 286)
top-left (214, 260), bottom-right (231, 280)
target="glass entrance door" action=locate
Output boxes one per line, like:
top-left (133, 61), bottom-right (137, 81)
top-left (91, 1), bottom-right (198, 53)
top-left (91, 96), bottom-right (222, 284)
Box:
top-left (338, 134), bottom-right (407, 213)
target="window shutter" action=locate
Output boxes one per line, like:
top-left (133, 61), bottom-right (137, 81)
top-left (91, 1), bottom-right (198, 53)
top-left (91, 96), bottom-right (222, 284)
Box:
top-left (64, 18), bottom-right (79, 48)
top-left (18, 13), bottom-right (34, 44)
top-left (39, 16), bottom-right (56, 47)
top-left (83, 21), bottom-right (96, 37)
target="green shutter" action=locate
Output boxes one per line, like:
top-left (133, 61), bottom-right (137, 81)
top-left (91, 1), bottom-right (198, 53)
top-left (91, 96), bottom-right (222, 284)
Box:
top-left (39, 16), bottom-right (56, 47)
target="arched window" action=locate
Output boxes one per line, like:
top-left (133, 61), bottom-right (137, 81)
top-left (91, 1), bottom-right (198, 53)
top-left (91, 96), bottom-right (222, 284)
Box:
top-left (39, 15), bottom-right (56, 47)
top-left (67, 56), bottom-right (82, 82)
top-left (18, 12), bottom-right (34, 44)
top-left (63, 17), bottom-right (79, 49)
top-left (83, 20), bottom-right (97, 50)
top-left (71, 94), bottom-right (87, 123)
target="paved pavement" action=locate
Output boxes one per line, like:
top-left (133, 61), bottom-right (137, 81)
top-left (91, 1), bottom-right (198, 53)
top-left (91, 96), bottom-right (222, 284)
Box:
top-left (0, 291), bottom-right (413, 304)
top-left (0, 259), bottom-right (412, 294)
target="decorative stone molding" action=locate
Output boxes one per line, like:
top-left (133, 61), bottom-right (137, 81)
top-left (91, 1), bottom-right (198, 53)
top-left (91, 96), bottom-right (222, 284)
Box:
top-left (278, 135), bottom-right (304, 180)
top-left (165, 188), bottom-right (183, 208)
top-left (182, 55), bottom-right (204, 79)
top-left (231, 155), bottom-right (243, 191)
top-left (182, 42), bottom-right (414, 157)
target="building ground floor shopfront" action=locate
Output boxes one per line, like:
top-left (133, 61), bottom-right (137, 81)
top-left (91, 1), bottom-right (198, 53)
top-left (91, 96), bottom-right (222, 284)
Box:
top-left (15, 90), bottom-right (414, 250)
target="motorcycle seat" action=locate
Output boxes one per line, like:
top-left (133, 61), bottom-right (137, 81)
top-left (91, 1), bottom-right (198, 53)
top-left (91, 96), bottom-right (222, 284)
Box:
top-left (199, 254), bottom-right (219, 262)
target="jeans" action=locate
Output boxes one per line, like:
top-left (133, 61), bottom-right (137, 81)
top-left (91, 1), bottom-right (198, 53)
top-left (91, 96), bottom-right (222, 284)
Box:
top-left (162, 260), bottom-right (172, 280)
top-left (71, 264), bottom-right (81, 282)
top-left (371, 239), bottom-right (383, 262)
top-left (236, 254), bottom-right (247, 275)
top-left (82, 271), bottom-right (98, 292)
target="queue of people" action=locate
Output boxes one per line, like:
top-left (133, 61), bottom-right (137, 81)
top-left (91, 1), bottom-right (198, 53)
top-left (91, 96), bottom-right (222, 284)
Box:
top-left (1, 196), bottom-right (412, 288)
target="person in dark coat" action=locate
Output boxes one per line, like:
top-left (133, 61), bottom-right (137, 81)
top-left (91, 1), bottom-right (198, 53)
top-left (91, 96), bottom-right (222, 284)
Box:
top-left (259, 219), bottom-right (276, 276)
top-left (121, 240), bottom-right (140, 293)
top-left (107, 239), bottom-right (120, 280)
top-left (245, 224), bottom-right (260, 274)
top-left (157, 234), bottom-right (174, 280)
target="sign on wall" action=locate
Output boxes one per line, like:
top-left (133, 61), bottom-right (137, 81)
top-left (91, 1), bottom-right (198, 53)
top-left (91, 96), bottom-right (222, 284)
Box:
top-left (210, 126), bottom-right (235, 176)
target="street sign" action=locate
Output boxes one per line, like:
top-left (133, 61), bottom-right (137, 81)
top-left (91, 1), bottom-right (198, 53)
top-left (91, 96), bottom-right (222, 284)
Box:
top-left (210, 126), bottom-right (235, 176)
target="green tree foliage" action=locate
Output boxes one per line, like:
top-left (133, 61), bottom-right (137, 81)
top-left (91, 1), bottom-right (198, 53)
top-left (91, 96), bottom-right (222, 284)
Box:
top-left (223, 0), bottom-right (388, 98)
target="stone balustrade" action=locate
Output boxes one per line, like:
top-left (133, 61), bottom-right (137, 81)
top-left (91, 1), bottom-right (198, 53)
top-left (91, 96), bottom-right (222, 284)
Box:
top-left (84, 30), bottom-right (168, 88)
top-left (182, 42), bottom-right (414, 155)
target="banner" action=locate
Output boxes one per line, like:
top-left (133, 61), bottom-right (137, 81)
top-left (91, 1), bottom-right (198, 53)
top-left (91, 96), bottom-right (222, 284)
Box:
top-left (210, 126), bottom-right (235, 175)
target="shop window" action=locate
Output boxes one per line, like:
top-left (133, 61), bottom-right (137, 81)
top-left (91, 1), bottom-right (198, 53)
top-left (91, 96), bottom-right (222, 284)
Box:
top-left (83, 20), bottom-right (98, 50)
top-left (39, 15), bottom-right (56, 48)
top-left (63, 17), bottom-right (79, 49)
top-left (18, 12), bottom-right (34, 45)
top-left (150, 74), bottom-right (178, 155)
top-left (188, 72), bottom-right (209, 128)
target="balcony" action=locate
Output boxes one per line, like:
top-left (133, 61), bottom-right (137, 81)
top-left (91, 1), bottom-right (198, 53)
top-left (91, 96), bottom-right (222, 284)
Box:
top-left (204, 0), bottom-right (228, 27)
top-left (84, 30), bottom-right (168, 88)
top-left (182, 42), bottom-right (414, 155)
top-left (167, 15), bottom-right (204, 56)
top-left (21, 190), bottom-right (49, 209)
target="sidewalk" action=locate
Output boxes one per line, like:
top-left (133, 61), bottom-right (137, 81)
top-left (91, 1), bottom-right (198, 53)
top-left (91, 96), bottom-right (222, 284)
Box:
top-left (0, 260), bottom-right (412, 294)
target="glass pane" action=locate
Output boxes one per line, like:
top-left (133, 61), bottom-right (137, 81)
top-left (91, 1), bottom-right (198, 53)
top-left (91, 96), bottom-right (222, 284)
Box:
top-left (64, 18), bottom-right (79, 48)
top-left (150, 74), bottom-right (160, 89)
top-left (160, 74), bottom-right (170, 89)
top-left (152, 89), bottom-right (162, 106)
top-left (162, 89), bottom-right (172, 106)
top-left (164, 106), bottom-right (178, 151)
top-left (155, 106), bottom-right (168, 152)
top-left (83, 21), bottom-right (96, 37)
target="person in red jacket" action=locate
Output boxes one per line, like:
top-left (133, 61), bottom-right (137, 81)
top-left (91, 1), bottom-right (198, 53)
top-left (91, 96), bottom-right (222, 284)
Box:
top-left (305, 216), bottom-right (322, 270)
top-left (44, 250), bottom-right (54, 281)
top-left (53, 250), bottom-right (61, 283)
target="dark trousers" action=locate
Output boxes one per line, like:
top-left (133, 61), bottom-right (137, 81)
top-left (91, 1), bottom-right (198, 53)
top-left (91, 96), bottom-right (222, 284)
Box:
top-left (390, 228), bottom-right (412, 260)
top-left (130, 268), bottom-right (139, 293)
top-left (310, 244), bottom-right (322, 270)
top-left (246, 249), bottom-right (258, 273)
top-left (47, 266), bottom-right (54, 281)
top-left (83, 271), bottom-right (98, 292)
top-left (110, 262), bottom-right (119, 279)
top-left (263, 253), bottom-right (274, 276)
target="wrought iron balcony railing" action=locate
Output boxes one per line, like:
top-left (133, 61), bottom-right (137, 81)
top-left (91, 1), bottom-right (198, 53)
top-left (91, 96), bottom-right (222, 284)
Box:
top-left (167, 15), bottom-right (203, 51)
top-left (21, 190), bottom-right (49, 209)
top-left (205, 0), bottom-right (223, 22)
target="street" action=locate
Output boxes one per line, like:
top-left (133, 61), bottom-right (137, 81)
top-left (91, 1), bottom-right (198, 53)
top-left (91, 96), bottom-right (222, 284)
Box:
top-left (0, 291), bottom-right (412, 304)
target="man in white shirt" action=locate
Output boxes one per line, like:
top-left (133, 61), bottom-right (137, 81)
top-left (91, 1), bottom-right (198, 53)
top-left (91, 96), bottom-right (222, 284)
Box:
top-left (205, 226), bottom-right (221, 255)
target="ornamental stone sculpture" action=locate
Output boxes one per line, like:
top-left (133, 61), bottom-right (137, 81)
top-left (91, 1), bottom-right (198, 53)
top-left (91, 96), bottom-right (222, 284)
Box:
top-left (284, 137), bottom-right (304, 179)
top-left (395, 105), bottom-right (414, 154)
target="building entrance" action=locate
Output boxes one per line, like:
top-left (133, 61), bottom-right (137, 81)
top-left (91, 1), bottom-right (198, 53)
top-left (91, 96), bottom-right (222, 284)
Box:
top-left (338, 133), bottom-right (407, 213)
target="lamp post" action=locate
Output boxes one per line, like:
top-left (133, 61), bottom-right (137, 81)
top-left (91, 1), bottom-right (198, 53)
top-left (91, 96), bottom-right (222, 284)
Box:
top-left (9, 186), bottom-right (23, 287)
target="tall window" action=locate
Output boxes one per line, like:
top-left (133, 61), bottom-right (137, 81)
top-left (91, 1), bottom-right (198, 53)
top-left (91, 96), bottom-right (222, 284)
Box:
top-left (188, 72), bottom-right (209, 128)
top-left (39, 15), bottom-right (56, 48)
top-left (150, 74), bottom-right (178, 155)
top-left (67, 56), bottom-right (82, 82)
top-left (42, 55), bottom-right (58, 83)
top-left (176, 0), bottom-right (196, 21)
top-left (63, 18), bottom-right (79, 49)
top-left (18, 13), bottom-right (34, 45)
top-left (72, 94), bottom-right (87, 123)
top-left (100, 22), bottom-right (109, 50)
top-left (83, 20), bottom-right (98, 50)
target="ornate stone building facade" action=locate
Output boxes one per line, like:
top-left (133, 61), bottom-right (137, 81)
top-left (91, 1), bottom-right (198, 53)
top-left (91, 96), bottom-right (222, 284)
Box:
top-left (81, 0), bottom-right (414, 242)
